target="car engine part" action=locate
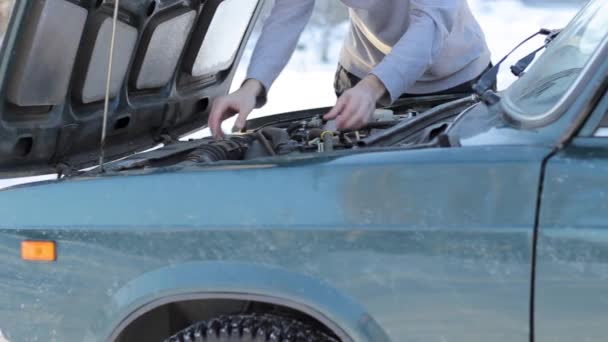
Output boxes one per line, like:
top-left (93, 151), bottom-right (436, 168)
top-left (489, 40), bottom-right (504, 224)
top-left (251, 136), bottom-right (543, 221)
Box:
top-left (105, 95), bottom-right (475, 172)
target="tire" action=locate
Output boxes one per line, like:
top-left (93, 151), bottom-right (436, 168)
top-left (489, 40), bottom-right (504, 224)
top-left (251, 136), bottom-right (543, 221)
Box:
top-left (165, 313), bottom-right (339, 342)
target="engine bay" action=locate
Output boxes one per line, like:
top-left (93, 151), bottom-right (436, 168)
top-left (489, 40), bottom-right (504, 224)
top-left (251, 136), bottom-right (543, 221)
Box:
top-left (105, 95), bottom-right (477, 173)
top-left (240, 108), bottom-right (414, 157)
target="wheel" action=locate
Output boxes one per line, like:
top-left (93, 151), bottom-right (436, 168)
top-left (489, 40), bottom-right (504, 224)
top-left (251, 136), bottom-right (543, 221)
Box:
top-left (165, 313), bottom-right (339, 342)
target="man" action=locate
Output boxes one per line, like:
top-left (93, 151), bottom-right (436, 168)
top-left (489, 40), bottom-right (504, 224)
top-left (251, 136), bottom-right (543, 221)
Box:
top-left (209, 0), bottom-right (491, 138)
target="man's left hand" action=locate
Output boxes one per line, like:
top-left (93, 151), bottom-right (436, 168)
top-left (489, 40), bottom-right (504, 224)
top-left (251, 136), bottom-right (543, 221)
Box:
top-left (324, 74), bottom-right (387, 131)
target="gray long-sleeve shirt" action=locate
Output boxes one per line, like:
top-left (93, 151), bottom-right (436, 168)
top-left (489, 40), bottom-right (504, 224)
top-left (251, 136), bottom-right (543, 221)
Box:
top-left (246, 0), bottom-right (491, 104)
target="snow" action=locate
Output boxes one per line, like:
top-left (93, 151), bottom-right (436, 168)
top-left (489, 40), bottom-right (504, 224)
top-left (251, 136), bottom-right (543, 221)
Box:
top-left (0, 0), bottom-right (584, 189)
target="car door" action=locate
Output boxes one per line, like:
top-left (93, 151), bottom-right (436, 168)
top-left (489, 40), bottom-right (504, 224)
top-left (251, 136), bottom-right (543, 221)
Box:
top-left (535, 91), bottom-right (608, 341)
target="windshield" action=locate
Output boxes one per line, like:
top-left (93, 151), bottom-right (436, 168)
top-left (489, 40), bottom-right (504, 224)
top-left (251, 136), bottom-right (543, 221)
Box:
top-left (503, 0), bottom-right (608, 121)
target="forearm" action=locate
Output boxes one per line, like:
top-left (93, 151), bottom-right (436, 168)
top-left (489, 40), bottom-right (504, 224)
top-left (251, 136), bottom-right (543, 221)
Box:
top-left (357, 74), bottom-right (387, 103)
top-left (246, 0), bottom-right (315, 102)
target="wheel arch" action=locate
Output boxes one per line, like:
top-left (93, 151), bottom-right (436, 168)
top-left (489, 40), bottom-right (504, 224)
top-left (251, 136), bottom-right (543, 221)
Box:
top-left (94, 261), bottom-right (390, 342)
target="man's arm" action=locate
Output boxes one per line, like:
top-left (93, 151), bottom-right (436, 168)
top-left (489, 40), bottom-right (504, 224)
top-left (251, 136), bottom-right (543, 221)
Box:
top-left (371, 0), bottom-right (462, 103)
top-left (209, 0), bottom-right (315, 138)
top-left (325, 0), bottom-right (462, 131)
top-left (246, 0), bottom-right (316, 104)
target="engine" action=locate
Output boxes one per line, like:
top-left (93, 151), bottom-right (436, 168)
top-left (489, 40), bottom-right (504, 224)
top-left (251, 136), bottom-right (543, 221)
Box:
top-left (188, 108), bottom-right (416, 163)
top-left (107, 95), bottom-right (476, 172)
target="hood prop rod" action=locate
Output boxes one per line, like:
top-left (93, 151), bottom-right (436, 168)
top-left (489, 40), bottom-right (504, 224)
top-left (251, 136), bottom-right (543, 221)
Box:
top-left (98, 0), bottom-right (121, 173)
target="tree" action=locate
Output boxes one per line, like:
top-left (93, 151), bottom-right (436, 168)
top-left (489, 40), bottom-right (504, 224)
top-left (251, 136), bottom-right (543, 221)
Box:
top-left (252, 0), bottom-right (349, 64)
top-left (310, 1), bottom-right (348, 63)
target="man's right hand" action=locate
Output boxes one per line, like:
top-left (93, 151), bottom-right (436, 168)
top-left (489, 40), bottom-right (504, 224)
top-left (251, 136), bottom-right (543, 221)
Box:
top-left (209, 79), bottom-right (264, 139)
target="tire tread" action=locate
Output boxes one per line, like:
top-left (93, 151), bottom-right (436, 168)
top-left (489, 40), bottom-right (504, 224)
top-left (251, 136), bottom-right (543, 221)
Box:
top-left (166, 313), bottom-right (339, 342)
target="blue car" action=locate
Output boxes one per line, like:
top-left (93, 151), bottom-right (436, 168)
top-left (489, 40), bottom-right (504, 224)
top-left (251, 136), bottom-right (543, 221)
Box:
top-left (0, 0), bottom-right (606, 341)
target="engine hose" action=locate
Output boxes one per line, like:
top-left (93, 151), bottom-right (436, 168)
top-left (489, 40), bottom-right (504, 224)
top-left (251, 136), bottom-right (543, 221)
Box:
top-left (260, 127), bottom-right (294, 155)
top-left (186, 136), bottom-right (254, 163)
top-left (256, 131), bottom-right (276, 156)
top-left (287, 121), bottom-right (304, 134)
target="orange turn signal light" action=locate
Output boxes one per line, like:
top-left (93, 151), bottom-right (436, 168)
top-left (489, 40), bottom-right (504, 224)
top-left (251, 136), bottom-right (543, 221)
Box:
top-left (21, 240), bottom-right (56, 262)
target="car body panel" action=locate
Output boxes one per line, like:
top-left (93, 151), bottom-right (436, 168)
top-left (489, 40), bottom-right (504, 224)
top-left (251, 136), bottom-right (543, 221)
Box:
top-left (536, 138), bottom-right (608, 342)
top-left (533, 37), bottom-right (608, 339)
top-left (0, 145), bottom-right (548, 341)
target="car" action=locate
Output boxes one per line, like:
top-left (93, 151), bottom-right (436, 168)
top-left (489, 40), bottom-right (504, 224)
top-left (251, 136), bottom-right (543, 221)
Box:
top-left (0, 0), bottom-right (606, 341)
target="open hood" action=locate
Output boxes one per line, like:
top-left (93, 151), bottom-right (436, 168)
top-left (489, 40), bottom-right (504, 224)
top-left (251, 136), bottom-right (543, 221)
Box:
top-left (0, 0), bottom-right (264, 178)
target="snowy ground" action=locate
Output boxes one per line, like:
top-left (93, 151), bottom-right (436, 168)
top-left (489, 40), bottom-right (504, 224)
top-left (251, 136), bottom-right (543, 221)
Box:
top-left (0, 0), bottom-right (583, 189)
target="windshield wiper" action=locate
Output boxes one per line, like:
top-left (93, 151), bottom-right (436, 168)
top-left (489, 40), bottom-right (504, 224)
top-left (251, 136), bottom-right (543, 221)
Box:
top-left (473, 28), bottom-right (561, 104)
top-left (510, 29), bottom-right (562, 77)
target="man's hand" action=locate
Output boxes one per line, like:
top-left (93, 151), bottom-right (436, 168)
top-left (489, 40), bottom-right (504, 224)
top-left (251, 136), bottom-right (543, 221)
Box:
top-left (209, 79), bottom-right (264, 139)
top-left (324, 74), bottom-right (387, 131)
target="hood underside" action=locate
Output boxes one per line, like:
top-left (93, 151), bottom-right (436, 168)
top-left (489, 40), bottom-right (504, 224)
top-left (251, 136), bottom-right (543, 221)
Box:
top-left (0, 0), bottom-right (263, 178)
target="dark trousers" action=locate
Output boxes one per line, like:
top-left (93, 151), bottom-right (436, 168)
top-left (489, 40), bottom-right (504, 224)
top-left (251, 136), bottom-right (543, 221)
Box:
top-left (333, 64), bottom-right (493, 98)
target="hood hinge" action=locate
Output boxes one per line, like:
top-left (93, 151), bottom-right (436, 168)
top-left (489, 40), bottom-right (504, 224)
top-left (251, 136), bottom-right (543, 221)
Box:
top-left (155, 132), bottom-right (178, 145)
top-left (55, 162), bottom-right (77, 178)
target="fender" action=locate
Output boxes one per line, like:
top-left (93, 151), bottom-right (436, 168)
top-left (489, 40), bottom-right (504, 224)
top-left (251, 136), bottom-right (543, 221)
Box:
top-left (86, 261), bottom-right (391, 342)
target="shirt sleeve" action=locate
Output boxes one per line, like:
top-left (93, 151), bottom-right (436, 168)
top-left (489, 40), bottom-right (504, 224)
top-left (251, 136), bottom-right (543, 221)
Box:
top-left (246, 0), bottom-right (315, 106)
top-left (370, 0), bottom-right (461, 104)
